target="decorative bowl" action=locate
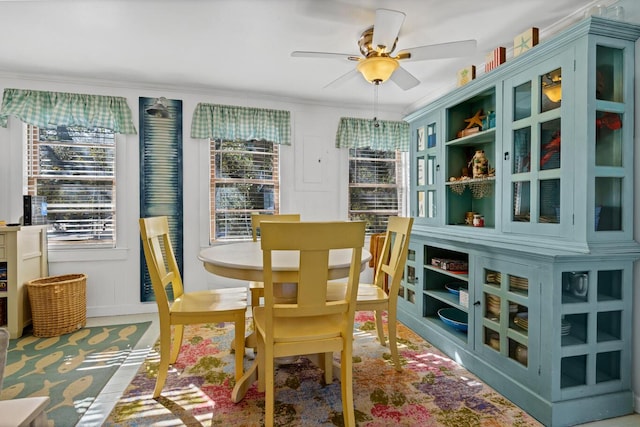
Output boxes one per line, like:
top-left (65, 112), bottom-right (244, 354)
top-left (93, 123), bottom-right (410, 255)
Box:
top-left (437, 308), bottom-right (468, 331)
top-left (444, 282), bottom-right (467, 296)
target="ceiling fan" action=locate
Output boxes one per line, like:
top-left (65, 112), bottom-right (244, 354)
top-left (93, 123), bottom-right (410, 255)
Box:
top-left (291, 8), bottom-right (477, 90)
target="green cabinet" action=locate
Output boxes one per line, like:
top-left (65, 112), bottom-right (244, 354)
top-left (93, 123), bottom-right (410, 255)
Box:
top-left (401, 17), bottom-right (640, 426)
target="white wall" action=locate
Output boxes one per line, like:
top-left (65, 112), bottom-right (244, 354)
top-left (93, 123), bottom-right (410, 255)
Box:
top-left (0, 76), bottom-right (400, 316)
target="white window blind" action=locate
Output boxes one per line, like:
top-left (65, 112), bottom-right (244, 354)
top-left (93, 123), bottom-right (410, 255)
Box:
top-left (349, 147), bottom-right (407, 234)
top-left (25, 125), bottom-right (116, 246)
top-left (210, 139), bottom-right (279, 241)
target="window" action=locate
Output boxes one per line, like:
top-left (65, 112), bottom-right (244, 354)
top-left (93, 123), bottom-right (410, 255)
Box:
top-left (25, 125), bottom-right (116, 246)
top-left (210, 139), bottom-right (279, 241)
top-left (349, 147), bottom-right (407, 234)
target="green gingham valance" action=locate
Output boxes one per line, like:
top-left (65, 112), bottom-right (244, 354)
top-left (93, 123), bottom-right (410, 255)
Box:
top-left (191, 103), bottom-right (291, 145)
top-left (0, 88), bottom-right (137, 134)
top-left (335, 117), bottom-right (409, 151)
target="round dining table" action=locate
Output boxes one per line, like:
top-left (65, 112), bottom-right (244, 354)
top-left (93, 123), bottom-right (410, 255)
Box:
top-left (198, 240), bottom-right (371, 402)
top-left (199, 241), bottom-right (371, 283)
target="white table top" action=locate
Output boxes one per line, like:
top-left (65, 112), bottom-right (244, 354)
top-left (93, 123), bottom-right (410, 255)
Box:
top-left (198, 241), bottom-right (371, 282)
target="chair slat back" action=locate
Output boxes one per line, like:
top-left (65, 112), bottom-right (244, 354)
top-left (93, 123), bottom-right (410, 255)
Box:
top-left (260, 221), bottom-right (365, 321)
top-left (251, 213), bottom-right (301, 241)
top-left (373, 216), bottom-right (414, 298)
top-left (139, 216), bottom-right (184, 312)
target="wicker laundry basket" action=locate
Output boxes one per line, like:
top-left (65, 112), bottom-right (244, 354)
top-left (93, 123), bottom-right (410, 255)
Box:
top-left (26, 274), bottom-right (87, 337)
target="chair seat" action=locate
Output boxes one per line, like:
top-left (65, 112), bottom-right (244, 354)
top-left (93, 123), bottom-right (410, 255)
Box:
top-left (254, 306), bottom-right (343, 343)
top-left (172, 287), bottom-right (247, 312)
top-left (327, 282), bottom-right (388, 304)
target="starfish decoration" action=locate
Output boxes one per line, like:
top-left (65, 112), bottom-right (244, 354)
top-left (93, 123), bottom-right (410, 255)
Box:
top-left (464, 110), bottom-right (486, 129)
top-left (515, 35), bottom-right (531, 56)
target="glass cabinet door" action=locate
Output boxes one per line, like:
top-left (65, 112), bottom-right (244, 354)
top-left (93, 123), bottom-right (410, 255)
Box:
top-left (413, 115), bottom-right (441, 224)
top-left (592, 43), bottom-right (631, 236)
top-left (502, 55), bottom-right (573, 237)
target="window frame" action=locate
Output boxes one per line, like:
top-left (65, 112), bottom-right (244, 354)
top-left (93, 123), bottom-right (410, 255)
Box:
top-left (348, 147), bottom-right (408, 234)
top-left (24, 124), bottom-right (117, 248)
top-left (209, 139), bottom-right (280, 242)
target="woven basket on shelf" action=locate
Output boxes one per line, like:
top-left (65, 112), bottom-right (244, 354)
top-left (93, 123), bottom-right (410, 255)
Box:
top-left (26, 273), bottom-right (87, 337)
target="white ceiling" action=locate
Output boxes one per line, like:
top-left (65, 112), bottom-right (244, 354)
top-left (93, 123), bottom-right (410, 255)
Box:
top-left (0, 0), bottom-right (602, 115)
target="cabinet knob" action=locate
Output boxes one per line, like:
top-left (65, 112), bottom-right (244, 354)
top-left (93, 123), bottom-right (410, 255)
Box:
top-left (436, 164), bottom-right (440, 171)
top-left (504, 152), bottom-right (510, 160)
top-left (474, 301), bottom-right (481, 306)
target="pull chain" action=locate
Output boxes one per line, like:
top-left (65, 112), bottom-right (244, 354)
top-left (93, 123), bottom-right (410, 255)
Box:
top-left (373, 81), bottom-right (380, 127)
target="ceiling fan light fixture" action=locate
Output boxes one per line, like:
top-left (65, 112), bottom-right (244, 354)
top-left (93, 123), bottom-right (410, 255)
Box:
top-left (357, 56), bottom-right (399, 84)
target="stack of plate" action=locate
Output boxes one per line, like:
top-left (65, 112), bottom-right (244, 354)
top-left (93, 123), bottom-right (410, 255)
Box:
top-left (509, 276), bottom-right (529, 291)
top-left (514, 312), bottom-right (529, 330)
top-left (486, 271), bottom-right (502, 285)
top-left (486, 294), bottom-right (501, 316)
top-left (561, 319), bottom-right (572, 336)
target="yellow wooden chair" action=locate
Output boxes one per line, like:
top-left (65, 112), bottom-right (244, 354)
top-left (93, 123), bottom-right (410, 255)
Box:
top-left (139, 216), bottom-right (248, 398)
top-left (328, 216), bottom-right (414, 371)
top-left (249, 213), bottom-right (301, 309)
top-left (254, 221), bottom-right (365, 427)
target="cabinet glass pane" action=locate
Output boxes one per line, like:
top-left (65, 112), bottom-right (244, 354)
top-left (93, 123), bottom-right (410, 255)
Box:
top-left (595, 111), bottom-right (623, 166)
top-left (597, 270), bottom-right (622, 301)
top-left (510, 340), bottom-right (528, 367)
top-left (597, 311), bottom-right (621, 342)
top-left (561, 355), bottom-right (587, 388)
top-left (485, 293), bottom-right (500, 321)
top-left (427, 190), bottom-right (436, 218)
top-left (417, 157), bottom-right (425, 185)
top-left (427, 122), bottom-right (437, 148)
top-left (512, 181), bottom-right (530, 222)
top-left (596, 351), bottom-right (621, 383)
top-left (540, 119), bottom-right (561, 171)
top-left (596, 46), bottom-right (623, 102)
top-left (541, 67), bottom-right (562, 112)
top-left (508, 274), bottom-right (528, 296)
top-left (418, 191), bottom-right (425, 217)
top-left (539, 179), bottom-right (560, 224)
top-left (427, 156), bottom-right (436, 185)
top-left (513, 127), bottom-right (531, 173)
top-left (416, 127), bottom-right (425, 151)
top-left (485, 328), bottom-right (500, 352)
top-left (595, 177), bottom-right (622, 231)
top-left (513, 81), bottom-right (532, 121)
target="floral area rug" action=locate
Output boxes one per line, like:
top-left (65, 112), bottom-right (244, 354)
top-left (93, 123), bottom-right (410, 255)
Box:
top-left (105, 313), bottom-right (541, 426)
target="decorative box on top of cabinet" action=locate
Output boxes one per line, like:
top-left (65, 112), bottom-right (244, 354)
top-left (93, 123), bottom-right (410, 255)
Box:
top-left (400, 17), bottom-right (640, 427)
top-left (0, 225), bottom-right (48, 338)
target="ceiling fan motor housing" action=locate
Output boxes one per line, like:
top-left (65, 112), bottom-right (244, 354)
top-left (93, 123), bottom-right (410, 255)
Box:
top-left (358, 26), bottom-right (397, 57)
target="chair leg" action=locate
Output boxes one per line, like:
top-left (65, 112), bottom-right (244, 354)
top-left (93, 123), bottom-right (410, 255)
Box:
top-left (234, 314), bottom-right (246, 382)
top-left (340, 348), bottom-right (356, 427)
top-left (320, 352), bottom-right (333, 384)
top-left (153, 322), bottom-right (172, 398)
top-left (387, 312), bottom-right (401, 372)
top-left (170, 324), bottom-right (184, 364)
top-left (257, 333), bottom-right (266, 393)
top-left (374, 310), bottom-right (386, 346)
top-left (264, 345), bottom-right (275, 427)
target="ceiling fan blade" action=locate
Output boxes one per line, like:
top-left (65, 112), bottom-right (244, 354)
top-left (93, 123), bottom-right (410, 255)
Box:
top-left (390, 66), bottom-right (420, 91)
top-left (373, 8), bottom-right (405, 53)
top-left (323, 68), bottom-right (360, 89)
top-left (291, 51), bottom-right (359, 61)
top-left (397, 39), bottom-right (477, 62)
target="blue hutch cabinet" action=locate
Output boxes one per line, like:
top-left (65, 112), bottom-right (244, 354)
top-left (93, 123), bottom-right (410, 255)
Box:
top-left (400, 17), bottom-right (640, 426)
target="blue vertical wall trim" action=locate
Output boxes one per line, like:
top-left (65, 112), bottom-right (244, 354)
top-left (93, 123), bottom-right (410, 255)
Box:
top-left (139, 97), bottom-right (183, 302)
